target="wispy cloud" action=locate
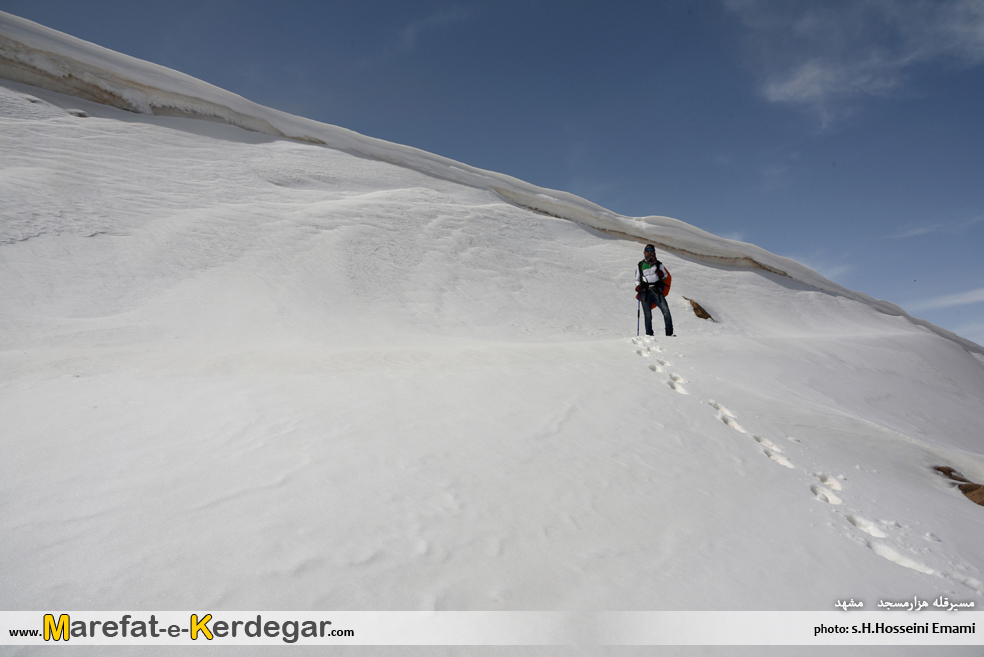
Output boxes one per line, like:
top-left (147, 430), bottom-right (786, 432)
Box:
top-left (912, 287), bottom-right (984, 310)
top-left (890, 215), bottom-right (983, 239)
top-left (725, 0), bottom-right (984, 124)
top-left (892, 222), bottom-right (947, 239)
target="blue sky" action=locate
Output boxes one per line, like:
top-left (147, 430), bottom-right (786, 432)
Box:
top-left (5, 0), bottom-right (984, 344)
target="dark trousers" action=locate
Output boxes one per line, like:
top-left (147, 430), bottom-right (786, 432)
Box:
top-left (641, 288), bottom-right (673, 336)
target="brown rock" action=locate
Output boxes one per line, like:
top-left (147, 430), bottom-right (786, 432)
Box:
top-left (934, 466), bottom-right (984, 506)
top-left (958, 484), bottom-right (984, 506)
top-left (682, 296), bottom-right (714, 321)
top-left (934, 466), bottom-right (971, 483)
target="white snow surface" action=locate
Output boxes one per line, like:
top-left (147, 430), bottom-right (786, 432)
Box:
top-left (2, 12), bottom-right (984, 655)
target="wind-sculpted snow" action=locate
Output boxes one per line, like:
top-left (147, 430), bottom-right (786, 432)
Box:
top-left (1, 10), bottom-right (979, 357)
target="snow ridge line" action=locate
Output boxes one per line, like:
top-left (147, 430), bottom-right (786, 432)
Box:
top-left (0, 34), bottom-right (320, 144)
top-left (490, 187), bottom-right (789, 277)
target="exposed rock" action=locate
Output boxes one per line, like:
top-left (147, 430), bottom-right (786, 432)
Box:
top-left (682, 296), bottom-right (714, 321)
top-left (934, 466), bottom-right (984, 506)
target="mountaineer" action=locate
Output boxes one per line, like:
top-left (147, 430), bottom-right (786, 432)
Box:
top-left (635, 244), bottom-right (674, 337)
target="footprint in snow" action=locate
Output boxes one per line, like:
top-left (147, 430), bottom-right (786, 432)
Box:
top-left (631, 337), bottom-right (663, 354)
top-left (656, 358), bottom-right (671, 367)
top-left (648, 363), bottom-right (663, 373)
top-left (667, 380), bottom-right (688, 394)
top-left (668, 373), bottom-right (686, 383)
top-left (710, 401), bottom-right (746, 432)
top-left (755, 438), bottom-right (794, 468)
top-left (816, 473), bottom-right (842, 490)
top-left (754, 435), bottom-right (782, 452)
top-left (764, 449), bottom-right (795, 468)
top-left (867, 542), bottom-right (934, 575)
top-left (846, 515), bottom-right (886, 538)
top-left (811, 484), bottom-right (843, 505)
top-left (709, 400), bottom-right (735, 417)
top-left (707, 402), bottom-right (791, 467)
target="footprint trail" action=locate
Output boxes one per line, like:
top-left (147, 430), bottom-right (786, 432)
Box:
top-left (627, 338), bottom-right (983, 592)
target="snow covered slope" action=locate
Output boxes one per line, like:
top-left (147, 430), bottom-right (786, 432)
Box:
top-left (2, 11), bottom-right (984, 654)
top-left (1, 9), bottom-right (980, 357)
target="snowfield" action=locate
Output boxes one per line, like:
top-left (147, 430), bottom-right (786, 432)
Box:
top-left (1, 11), bottom-right (984, 655)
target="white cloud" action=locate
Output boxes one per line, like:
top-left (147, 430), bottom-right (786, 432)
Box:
top-left (891, 222), bottom-right (947, 239)
top-left (890, 215), bottom-right (983, 239)
top-left (725, 0), bottom-right (984, 123)
top-left (912, 287), bottom-right (984, 310)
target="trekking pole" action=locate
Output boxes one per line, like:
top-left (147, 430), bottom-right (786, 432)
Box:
top-left (637, 298), bottom-right (641, 336)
